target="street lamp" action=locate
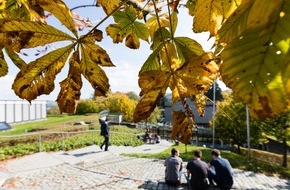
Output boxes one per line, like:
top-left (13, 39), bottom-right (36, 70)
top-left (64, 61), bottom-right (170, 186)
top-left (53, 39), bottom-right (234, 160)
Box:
top-left (212, 81), bottom-right (216, 148)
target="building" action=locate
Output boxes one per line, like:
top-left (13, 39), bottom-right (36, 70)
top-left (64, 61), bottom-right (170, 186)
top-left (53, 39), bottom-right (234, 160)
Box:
top-left (0, 100), bottom-right (47, 124)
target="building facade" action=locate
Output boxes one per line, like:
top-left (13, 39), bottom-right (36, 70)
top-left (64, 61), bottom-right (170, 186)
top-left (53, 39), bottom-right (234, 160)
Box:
top-left (0, 100), bottom-right (47, 124)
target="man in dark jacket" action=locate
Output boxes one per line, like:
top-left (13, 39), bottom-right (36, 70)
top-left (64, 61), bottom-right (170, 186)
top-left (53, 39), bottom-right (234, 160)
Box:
top-left (186, 150), bottom-right (209, 190)
top-left (99, 118), bottom-right (109, 151)
top-left (208, 149), bottom-right (233, 189)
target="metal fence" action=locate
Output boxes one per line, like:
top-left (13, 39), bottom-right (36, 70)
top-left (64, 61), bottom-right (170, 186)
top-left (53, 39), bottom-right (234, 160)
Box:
top-left (0, 100), bottom-right (47, 124)
top-left (0, 130), bottom-right (139, 152)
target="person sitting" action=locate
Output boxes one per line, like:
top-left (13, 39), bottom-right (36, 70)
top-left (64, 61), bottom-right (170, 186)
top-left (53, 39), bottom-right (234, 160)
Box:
top-left (153, 133), bottom-right (160, 143)
top-left (144, 128), bottom-right (152, 143)
top-left (186, 150), bottom-right (209, 190)
top-left (164, 148), bottom-right (183, 186)
top-left (208, 149), bottom-right (233, 189)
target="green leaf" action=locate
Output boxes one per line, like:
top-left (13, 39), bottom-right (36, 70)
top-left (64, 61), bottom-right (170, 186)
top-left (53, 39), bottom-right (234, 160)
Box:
top-left (174, 37), bottom-right (205, 61)
top-left (171, 11), bottom-right (178, 35)
top-left (113, 5), bottom-right (136, 23)
top-left (133, 21), bottom-right (149, 41)
top-left (220, 27), bottom-right (289, 119)
top-left (80, 46), bottom-right (110, 97)
top-left (37, 0), bottom-right (78, 37)
top-left (12, 44), bottom-right (74, 102)
top-left (106, 5), bottom-right (149, 49)
top-left (5, 48), bottom-right (26, 69)
top-left (140, 45), bottom-right (163, 73)
top-left (151, 27), bottom-right (171, 50)
top-left (186, 0), bottom-right (196, 16)
top-left (0, 20), bottom-right (75, 51)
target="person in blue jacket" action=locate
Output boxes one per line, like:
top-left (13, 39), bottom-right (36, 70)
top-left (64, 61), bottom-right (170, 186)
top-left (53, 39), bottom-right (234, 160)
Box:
top-left (208, 149), bottom-right (233, 189)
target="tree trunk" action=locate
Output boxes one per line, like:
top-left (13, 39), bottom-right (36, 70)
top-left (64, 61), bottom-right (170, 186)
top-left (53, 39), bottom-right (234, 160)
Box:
top-left (282, 137), bottom-right (287, 168)
top-left (237, 144), bottom-right (241, 154)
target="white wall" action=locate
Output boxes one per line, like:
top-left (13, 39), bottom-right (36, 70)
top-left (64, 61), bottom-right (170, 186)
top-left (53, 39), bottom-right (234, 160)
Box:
top-left (0, 100), bottom-right (47, 124)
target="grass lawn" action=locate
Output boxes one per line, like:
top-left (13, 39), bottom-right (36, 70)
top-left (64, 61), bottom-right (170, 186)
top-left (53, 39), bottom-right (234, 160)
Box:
top-left (0, 114), bottom-right (98, 136)
top-left (122, 144), bottom-right (290, 179)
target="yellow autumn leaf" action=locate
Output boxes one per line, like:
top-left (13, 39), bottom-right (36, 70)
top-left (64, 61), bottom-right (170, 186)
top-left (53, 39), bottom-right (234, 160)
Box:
top-left (247, 0), bottom-right (283, 29)
top-left (0, 48), bottom-right (8, 77)
top-left (106, 24), bottom-right (127, 44)
top-left (12, 44), bottom-right (74, 102)
top-left (171, 52), bottom-right (219, 100)
top-left (138, 70), bottom-right (171, 96)
top-left (57, 51), bottom-right (82, 114)
top-left (172, 111), bottom-right (193, 144)
top-left (193, 0), bottom-right (240, 37)
top-left (160, 42), bottom-right (183, 71)
top-left (37, 0), bottom-right (78, 37)
top-left (81, 36), bottom-right (115, 67)
top-left (80, 47), bottom-right (110, 97)
top-left (97, 0), bottom-right (120, 15)
top-left (193, 94), bottom-right (207, 117)
top-left (125, 33), bottom-right (140, 49)
top-left (0, 20), bottom-right (75, 52)
top-left (283, 51), bottom-right (290, 98)
top-left (5, 48), bottom-right (26, 69)
top-left (133, 89), bottom-right (165, 122)
top-left (145, 14), bottom-right (170, 39)
top-left (0, 0), bottom-right (6, 10)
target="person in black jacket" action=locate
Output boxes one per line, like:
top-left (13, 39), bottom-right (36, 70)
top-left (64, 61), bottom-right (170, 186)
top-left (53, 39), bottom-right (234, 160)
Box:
top-left (99, 118), bottom-right (109, 151)
top-left (186, 150), bottom-right (209, 190)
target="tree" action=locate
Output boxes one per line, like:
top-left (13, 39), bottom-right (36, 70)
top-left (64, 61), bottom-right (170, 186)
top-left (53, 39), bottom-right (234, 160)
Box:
top-left (260, 111), bottom-right (290, 167)
top-left (107, 92), bottom-right (137, 121)
top-left (126, 91), bottom-right (140, 101)
top-left (204, 81), bottom-right (223, 102)
top-left (94, 92), bottom-right (137, 121)
top-left (144, 106), bottom-right (162, 123)
top-left (0, 0), bottom-right (289, 144)
top-left (76, 99), bottom-right (99, 114)
top-left (213, 92), bottom-right (262, 153)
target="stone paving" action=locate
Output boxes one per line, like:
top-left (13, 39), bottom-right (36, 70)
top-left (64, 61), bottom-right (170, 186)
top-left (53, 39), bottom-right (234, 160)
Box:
top-left (0, 140), bottom-right (289, 190)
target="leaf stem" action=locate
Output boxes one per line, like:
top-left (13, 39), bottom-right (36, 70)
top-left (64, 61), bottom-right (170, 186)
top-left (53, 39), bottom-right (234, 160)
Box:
top-left (78, 0), bottom-right (128, 41)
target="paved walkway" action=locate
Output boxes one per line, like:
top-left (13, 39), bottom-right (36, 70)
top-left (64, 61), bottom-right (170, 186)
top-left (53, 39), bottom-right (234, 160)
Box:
top-left (0, 140), bottom-right (289, 190)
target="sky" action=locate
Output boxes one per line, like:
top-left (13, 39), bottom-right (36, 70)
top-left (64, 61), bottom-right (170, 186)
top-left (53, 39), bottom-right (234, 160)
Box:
top-left (0, 0), bottom-right (229, 101)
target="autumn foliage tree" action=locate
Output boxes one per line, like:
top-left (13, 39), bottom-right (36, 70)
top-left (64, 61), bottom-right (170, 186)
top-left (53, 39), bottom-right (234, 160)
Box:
top-left (0, 0), bottom-right (289, 144)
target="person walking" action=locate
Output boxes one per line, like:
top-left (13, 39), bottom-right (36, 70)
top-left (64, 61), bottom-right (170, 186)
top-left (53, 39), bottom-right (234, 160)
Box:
top-left (99, 117), bottom-right (109, 151)
top-left (208, 149), bottom-right (233, 189)
top-left (164, 148), bottom-right (183, 186)
top-left (186, 149), bottom-right (209, 190)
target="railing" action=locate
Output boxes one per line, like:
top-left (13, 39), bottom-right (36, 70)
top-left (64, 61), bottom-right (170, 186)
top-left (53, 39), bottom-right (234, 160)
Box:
top-left (0, 130), bottom-right (140, 153)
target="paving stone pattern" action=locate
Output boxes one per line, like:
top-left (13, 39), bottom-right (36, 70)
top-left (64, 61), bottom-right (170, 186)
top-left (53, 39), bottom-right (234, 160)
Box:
top-left (0, 141), bottom-right (289, 190)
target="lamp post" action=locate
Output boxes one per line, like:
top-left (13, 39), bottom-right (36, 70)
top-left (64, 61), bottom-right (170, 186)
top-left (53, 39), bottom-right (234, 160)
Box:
top-left (246, 105), bottom-right (250, 160)
top-left (212, 81), bottom-right (216, 148)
